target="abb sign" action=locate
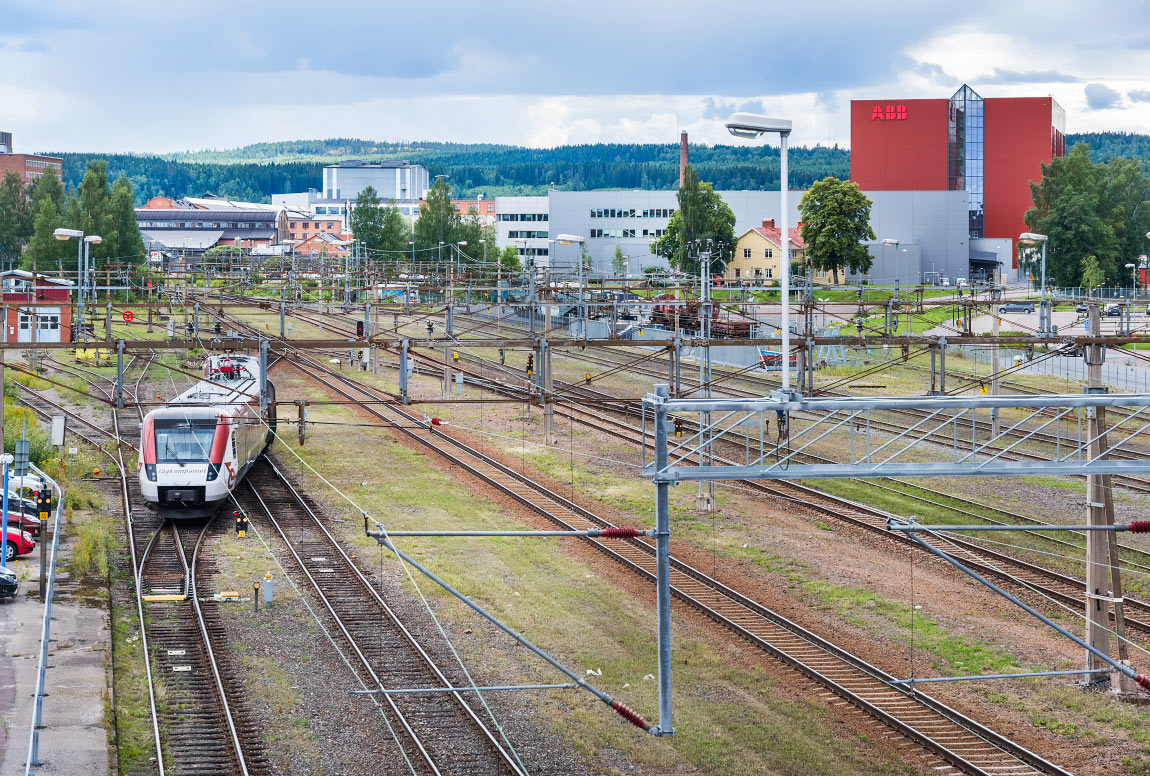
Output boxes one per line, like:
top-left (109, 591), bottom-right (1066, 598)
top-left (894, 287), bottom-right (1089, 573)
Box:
top-left (870, 104), bottom-right (908, 121)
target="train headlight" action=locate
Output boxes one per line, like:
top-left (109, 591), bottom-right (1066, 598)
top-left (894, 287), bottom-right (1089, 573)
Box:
top-left (206, 463), bottom-right (221, 482)
top-left (144, 464), bottom-right (157, 482)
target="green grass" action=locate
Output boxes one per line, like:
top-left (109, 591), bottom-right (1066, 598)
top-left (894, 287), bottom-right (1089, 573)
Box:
top-left (269, 369), bottom-right (910, 776)
top-left (68, 512), bottom-right (116, 580)
top-left (108, 538), bottom-right (158, 773)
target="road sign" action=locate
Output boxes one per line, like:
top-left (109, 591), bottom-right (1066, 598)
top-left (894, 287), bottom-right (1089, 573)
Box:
top-left (13, 440), bottom-right (30, 477)
top-left (122, 311), bottom-right (134, 322)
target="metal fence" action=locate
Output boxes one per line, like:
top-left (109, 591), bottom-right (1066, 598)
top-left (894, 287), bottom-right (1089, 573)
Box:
top-left (945, 344), bottom-right (1150, 393)
top-left (24, 463), bottom-right (64, 776)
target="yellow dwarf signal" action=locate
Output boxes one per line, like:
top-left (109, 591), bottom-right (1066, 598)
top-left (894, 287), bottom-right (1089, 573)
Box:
top-left (585, 373), bottom-right (592, 383)
top-left (979, 384), bottom-right (989, 395)
top-left (452, 352), bottom-right (459, 362)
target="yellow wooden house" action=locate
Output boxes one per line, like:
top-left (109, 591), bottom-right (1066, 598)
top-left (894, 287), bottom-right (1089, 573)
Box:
top-left (724, 219), bottom-right (833, 285)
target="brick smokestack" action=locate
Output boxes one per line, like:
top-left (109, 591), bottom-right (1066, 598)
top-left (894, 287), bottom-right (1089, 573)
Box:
top-left (679, 131), bottom-right (688, 188)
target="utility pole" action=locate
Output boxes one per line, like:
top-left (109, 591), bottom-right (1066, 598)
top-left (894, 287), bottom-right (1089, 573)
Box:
top-left (543, 307), bottom-right (553, 444)
top-left (991, 311), bottom-right (1000, 436)
top-left (1084, 304), bottom-right (1115, 681)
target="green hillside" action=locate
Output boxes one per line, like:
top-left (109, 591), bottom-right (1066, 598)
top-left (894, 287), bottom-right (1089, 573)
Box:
top-left (51, 132), bottom-right (1150, 205)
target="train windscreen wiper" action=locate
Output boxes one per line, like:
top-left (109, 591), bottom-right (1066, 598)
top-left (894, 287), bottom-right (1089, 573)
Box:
top-left (166, 441), bottom-right (185, 468)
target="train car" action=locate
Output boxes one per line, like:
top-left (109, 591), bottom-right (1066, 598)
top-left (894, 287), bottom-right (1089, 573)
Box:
top-left (138, 354), bottom-right (276, 519)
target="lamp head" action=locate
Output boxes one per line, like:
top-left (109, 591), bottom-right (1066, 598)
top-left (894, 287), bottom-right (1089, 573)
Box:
top-left (1018, 232), bottom-right (1048, 244)
top-left (725, 112), bottom-right (792, 138)
top-left (84, 235), bottom-right (102, 245)
top-left (881, 238), bottom-right (899, 246)
top-left (53, 228), bottom-right (83, 241)
top-left (555, 233), bottom-right (585, 245)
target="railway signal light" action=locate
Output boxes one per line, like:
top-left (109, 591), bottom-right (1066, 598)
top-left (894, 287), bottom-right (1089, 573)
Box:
top-left (234, 510), bottom-right (249, 537)
top-left (356, 320), bottom-right (365, 337)
top-left (526, 354), bottom-right (534, 375)
top-left (673, 417), bottom-right (684, 437)
top-left (35, 491), bottom-right (51, 518)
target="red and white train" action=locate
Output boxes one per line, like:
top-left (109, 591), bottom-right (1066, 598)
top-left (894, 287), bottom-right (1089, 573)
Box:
top-left (139, 354), bottom-right (276, 519)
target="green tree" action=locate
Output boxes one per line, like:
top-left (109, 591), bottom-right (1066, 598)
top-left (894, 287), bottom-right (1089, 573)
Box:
top-left (797, 177), bottom-right (876, 284)
top-left (498, 245), bottom-right (521, 274)
top-left (612, 244), bottom-right (627, 276)
top-left (1025, 144), bottom-right (1123, 286)
top-left (109, 177), bottom-right (145, 264)
top-left (72, 161), bottom-right (115, 263)
top-left (651, 165), bottom-right (735, 275)
top-left (1080, 255), bottom-right (1106, 290)
top-left (413, 178), bottom-right (460, 256)
top-left (204, 245), bottom-right (245, 268)
top-left (349, 186), bottom-right (385, 251)
top-left (0, 172), bottom-right (32, 265)
top-left (378, 200), bottom-right (410, 257)
top-left (29, 167), bottom-right (64, 213)
top-left (25, 198), bottom-right (69, 272)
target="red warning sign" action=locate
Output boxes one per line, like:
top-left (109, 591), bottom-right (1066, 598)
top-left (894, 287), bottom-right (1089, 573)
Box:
top-left (122, 311), bottom-right (135, 322)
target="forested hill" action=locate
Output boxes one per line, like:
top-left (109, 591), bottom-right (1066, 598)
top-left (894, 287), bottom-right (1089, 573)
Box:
top-left (52, 132), bottom-right (1149, 205)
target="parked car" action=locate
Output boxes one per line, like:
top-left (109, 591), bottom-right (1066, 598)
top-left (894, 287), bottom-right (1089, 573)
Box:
top-left (956, 278), bottom-right (969, 287)
top-left (1103, 303), bottom-right (1123, 317)
top-left (999, 302), bottom-right (1035, 314)
top-left (1076, 302), bottom-right (1090, 313)
top-left (4, 512), bottom-right (40, 539)
top-left (0, 565), bottom-right (17, 601)
top-left (4, 526), bottom-right (34, 562)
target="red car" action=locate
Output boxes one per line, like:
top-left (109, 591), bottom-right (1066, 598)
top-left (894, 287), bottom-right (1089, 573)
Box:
top-left (4, 526), bottom-right (34, 562)
top-left (4, 512), bottom-right (41, 539)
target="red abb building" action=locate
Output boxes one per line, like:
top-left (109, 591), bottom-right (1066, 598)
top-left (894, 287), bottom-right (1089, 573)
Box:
top-left (851, 85), bottom-right (1065, 273)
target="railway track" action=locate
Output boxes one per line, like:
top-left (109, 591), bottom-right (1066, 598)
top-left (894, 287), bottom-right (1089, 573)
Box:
top-left (110, 355), bottom-right (270, 775)
top-left (236, 458), bottom-right (528, 776)
top-left (274, 345), bottom-right (1071, 776)
top-left (216, 304), bottom-right (1150, 623)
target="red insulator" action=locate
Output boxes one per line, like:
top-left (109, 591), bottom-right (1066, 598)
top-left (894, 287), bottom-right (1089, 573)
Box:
top-left (612, 701), bottom-right (649, 730)
top-left (1128, 521), bottom-right (1150, 534)
top-left (430, 417), bottom-right (442, 426)
top-left (1136, 675), bottom-right (1150, 692)
top-left (602, 526), bottom-right (641, 539)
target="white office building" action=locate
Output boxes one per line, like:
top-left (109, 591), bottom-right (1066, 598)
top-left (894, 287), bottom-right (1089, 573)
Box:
top-left (323, 160), bottom-right (429, 203)
top-left (494, 196), bottom-right (551, 265)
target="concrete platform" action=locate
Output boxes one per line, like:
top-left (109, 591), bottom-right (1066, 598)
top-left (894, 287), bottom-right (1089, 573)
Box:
top-left (0, 552), bottom-right (110, 776)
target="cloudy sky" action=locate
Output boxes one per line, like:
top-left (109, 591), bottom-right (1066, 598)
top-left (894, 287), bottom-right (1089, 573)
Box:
top-left (3, 0), bottom-right (1150, 154)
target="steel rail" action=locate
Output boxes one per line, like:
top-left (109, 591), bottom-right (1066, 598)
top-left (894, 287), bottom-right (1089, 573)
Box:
top-left (277, 348), bottom-right (1070, 776)
top-left (242, 461), bottom-right (527, 776)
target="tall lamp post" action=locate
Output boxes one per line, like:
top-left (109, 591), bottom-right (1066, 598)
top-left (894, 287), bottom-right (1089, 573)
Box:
top-left (881, 238), bottom-right (900, 291)
top-left (53, 229), bottom-right (101, 341)
top-left (553, 234), bottom-right (586, 329)
top-left (726, 112), bottom-right (794, 391)
top-left (1019, 232), bottom-right (1049, 335)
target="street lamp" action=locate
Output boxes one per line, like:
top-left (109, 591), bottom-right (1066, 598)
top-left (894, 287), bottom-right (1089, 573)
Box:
top-left (454, 240), bottom-right (468, 282)
top-left (1126, 263), bottom-right (1137, 301)
top-left (726, 112), bottom-right (794, 391)
top-left (552, 234), bottom-right (586, 322)
top-left (881, 238), bottom-right (900, 290)
top-left (54, 229), bottom-right (101, 339)
top-left (1019, 232), bottom-right (1049, 334)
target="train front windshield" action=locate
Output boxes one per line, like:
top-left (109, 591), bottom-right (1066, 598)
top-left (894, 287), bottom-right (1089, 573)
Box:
top-left (154, 419), bottom-right (216, 464)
